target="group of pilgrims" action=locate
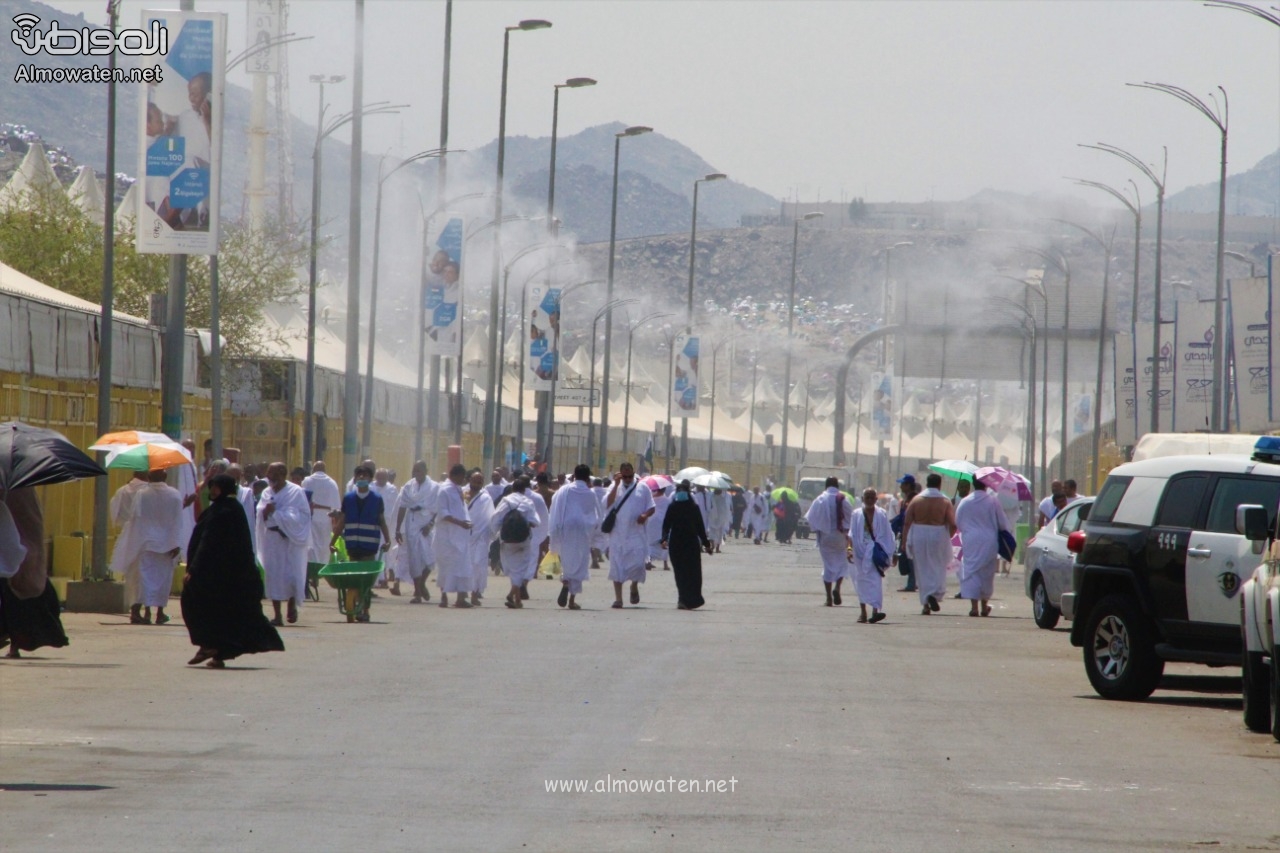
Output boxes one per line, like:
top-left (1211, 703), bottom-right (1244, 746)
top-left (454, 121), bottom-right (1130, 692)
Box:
top-left (98, 447), bottom-right (1016, 668)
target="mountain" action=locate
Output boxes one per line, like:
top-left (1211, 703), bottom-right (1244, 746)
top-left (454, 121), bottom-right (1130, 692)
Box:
top-left (1163, 149), bottom-right (1280, 217)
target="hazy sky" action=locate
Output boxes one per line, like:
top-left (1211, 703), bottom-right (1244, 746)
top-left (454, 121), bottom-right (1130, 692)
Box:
top-left (57, 0), bottom-right (1280, 206)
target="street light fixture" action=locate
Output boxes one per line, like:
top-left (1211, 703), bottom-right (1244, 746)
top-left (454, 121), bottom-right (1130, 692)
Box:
top-left (1081, 142), bottom-right (1167, 433)
top-left (1023, 248), bottom-right (1072, 481)
top-left (599, 125), bottom-right (653, 470)
top-left (679, 171), bottom-right (727, 468)
top-left (589, 297), bottom-right (639, 465)
top-left (777, 211), bottom-right (823, 485)
top-left (484, 18), bottom-right (552, 472)
top-left (1130, 81), bottom-right (1229, 432)
top-left (362, 148), bottom-right (451, 458)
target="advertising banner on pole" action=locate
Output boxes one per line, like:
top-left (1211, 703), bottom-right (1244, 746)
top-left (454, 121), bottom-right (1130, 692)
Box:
top-left (423, 214), bottom-right (465, 357)
top-left (526, 281), bottom-right (559, 392)
top-left (1132, 323), bottom-right (1172, 440)
top-left (1113, 330), bottom-right (1137, 447)
top-left (869, 368), bottom-right (893, 442)
top-left (1230, 276), bottom-right (1271, 431)
top-left (672, 333), bottom-right (700, 417)
top-left (1172, 300), bottom-right (1216, 433)
top-left (137, 10), bottom-right (226, 255)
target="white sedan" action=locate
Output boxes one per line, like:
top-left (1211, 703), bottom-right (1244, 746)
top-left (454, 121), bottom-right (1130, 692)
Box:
top-left (1022, 497), bottom-right (1093, 630)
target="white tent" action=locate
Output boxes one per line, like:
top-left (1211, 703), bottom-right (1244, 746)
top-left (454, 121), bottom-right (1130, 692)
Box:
top-left (0, 143), bottom-right (59, 209)
top-left (67, 165), bottom-right (105, 222)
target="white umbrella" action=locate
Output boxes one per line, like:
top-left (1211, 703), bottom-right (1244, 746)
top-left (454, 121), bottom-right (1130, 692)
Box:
top-left (675, 466), bottom-right (709, 482)
top-left (692, 470), bottom-right (734, 490)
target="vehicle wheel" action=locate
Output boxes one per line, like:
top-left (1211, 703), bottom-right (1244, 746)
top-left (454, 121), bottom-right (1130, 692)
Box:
top-left (1271, 651), bottom-right (1280, 743)
top-left (1031, 574), bottom-right (1061, 630)
top-left (1242, 650), bottom-right (1271, 733)
top-left (1082, 594), bottom-right (1164, 701)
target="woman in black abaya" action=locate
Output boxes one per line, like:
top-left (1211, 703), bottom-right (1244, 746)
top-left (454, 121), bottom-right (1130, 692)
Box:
top-left (181, 474), bottom-right (284, 668)
top-left (661, 480), bottom-right (713, 610)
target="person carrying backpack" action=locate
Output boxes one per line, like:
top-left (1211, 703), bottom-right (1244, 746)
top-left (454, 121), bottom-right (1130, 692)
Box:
top-left (489, 477), bottom-right (541, 609)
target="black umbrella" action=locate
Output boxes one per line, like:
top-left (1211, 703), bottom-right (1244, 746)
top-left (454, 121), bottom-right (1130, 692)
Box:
top-left (0, 422), bottom-right (107, 492)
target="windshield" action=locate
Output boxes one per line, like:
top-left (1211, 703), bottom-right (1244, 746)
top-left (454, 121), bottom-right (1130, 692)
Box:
top-left (798, 480), bottom-right (831, 500)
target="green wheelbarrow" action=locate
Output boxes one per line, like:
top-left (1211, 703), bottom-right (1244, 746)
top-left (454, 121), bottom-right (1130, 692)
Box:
top-left (317, 560), bottom-right (383, 623)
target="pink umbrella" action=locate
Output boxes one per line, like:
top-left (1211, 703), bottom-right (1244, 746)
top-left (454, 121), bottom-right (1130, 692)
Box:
top-left (975, 466), bottom-right (1033, 501)
top-left (642, 474), bottom-right (674, 493)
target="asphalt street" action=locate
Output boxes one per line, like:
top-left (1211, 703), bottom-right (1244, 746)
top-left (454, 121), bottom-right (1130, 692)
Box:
top-left (3, 537), bottom-right (1277, 852)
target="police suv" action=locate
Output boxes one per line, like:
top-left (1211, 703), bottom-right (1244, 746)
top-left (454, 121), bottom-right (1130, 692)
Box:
top-left (1063, 442), bottom-right (1280, 701)
top-left (1240, 437), bottom-right (1280, 740)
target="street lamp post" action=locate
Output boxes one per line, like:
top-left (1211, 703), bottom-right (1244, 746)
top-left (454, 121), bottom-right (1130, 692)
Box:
top-left (588, 298), bottom-right (638, 465)
top-left (362, 149), bottom-right (448, 458)
top-left (744, 348), bottom-right (760, 490)
top-left (1052, 220), bottom-right (1116, 492)
top-left (1026, 247), bottom-right (1071, 481)
top-left (1130, 82), bottom-right (1229, 432)
top-left (777, 212), bottom-right (823, 484)
top-left (623, 312), bottom-right (673, 462)
top-left (680, 172), bottom-right (727, 468)
top-left (538, 76), bottom-right (596, 465)
top-left (484, 18), bottom-right (552, 472)
top-left (1082, 142), bottom-right (1167, 433)
top-left (599, 125), bottom-right (653, 470)
top-left (875, 240), bottom-right (911, 487)
top-left (545, 278), bottom-right (604, 473)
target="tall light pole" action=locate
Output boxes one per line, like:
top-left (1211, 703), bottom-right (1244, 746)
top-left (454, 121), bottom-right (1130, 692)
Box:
top-left (544, 278), bottom-right (604, 472)
top-left (1130, 81), bottom-right (1229, 432)
top-left (744, 347), bottom-right (760, 490)
top-left (484, 18), bottom-right (552, 473)
top-left (623, 311), bottom-right (673, 461)
top-left (538, 76), bottom-right (596, 465)
top-left (1053, 220), bottom-right (1116, 491)
top-left (341, 0), bottom-right (367, 478)
top-left (1070, 175), bottom-right (1142, 329)
top-left (588, 297), bottom-right (638, 465)
top-left (875, 240), bottom-right (911, 487)
top-left (599, 125), bottom-right (653, 470)
top-left (1082, 142), bottom-right (1167, 433)
top-left (680, 171), bottom-right (727, 468)
top-left (427, 0), bottom-right (453, 469)
top-left (777, 212), bottom-right (823, 484)
top-left (301, 89), bottom-right (403, 466)
top-left (363, 149), bottom-right (448, 457)
top-left (1026, 248), bottom-right (1071, 481)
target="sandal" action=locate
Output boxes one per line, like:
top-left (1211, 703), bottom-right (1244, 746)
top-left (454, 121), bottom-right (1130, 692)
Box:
top-left (568, 602), bottom-right (581, 610)
top-left (832, 589), bottom-right (842, 606)
top-left (857, 614), bottom-right (868, 623)
top-left (206, 659), bottom-right (225, 669)
top-left (557, 585), bottom-right (569, 608)
top-left (869, 611), bottom-right (886, 624)
top-left (270, 616), bottom-right (284, 627)
top-left (981, 605), bottom-right (992, 617)
top-left (188, 649), bottom-right (215, 666)
top-left (927, 595), bottom-right (940, 612)
top-left (611, 601), bottom-right (623, 609)
top-left (154, 613), bottom-right (170, 626)
top-left (630, 589), bottom-right (640, 605)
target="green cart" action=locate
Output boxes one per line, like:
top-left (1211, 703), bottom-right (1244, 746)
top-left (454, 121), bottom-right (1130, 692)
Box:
top-left (317, 560), bottom-right (383, 623)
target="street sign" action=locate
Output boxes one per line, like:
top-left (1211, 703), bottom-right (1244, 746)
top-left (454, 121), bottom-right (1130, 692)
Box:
top-left (556, 387), bottom-right (601, 407)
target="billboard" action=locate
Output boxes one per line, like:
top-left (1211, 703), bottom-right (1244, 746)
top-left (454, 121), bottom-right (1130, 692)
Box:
top-left (1172, 300), bottom-right (1216, 433)
top-left (1133, 322), bottom-right (1173, 439)
top-left (1113, 330), bottom-right (1137, 447)
top-left (672, 333), bottom-right (700, 417)
top-left (423, 215), bottom-right (465, 357)
top-left (137, 10), bottom-right (226, 255)
top-left (1231, 276), bottom-right (1271, 431)
top-left (526, 281), bottom-right (559, 392)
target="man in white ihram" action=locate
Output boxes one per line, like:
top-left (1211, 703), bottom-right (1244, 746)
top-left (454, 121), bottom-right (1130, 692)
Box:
top-left (466, 470), bottom-right (495, 606)
top-left (707, 488), bottom-right (731, 553)
top-left (125, 469), bottom-right (184, 626)
top-left (301, 460), bottom-right (341, 565)
top-left (805, 477), bottom-right (852, 608)
top-left (550, 464), bottom-right (603, 610)
top-left (256, 462), bottom-right (312, 626)
top-left (955, 478), bottom-right (1013, 618)
top-left (434, 464), bottom-right (474, 609)
top-left (109, 471), bottom-right (149, 623)
top-left (605, 462), bottom-right (655, 609)
top-left (395, 461), bottom-right (438, 604)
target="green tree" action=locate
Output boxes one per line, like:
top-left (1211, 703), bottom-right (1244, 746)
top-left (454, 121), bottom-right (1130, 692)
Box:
top-left (848, 196), bottom-right (868, 221)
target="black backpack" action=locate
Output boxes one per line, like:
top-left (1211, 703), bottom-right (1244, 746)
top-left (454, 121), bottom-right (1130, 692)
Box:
top-left (500, 508), bottom-right (532, 543)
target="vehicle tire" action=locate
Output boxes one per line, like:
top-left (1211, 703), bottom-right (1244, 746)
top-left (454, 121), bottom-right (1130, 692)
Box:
top-left (1243, 649), bottom-right (1272, 733)
top-left (1271, 651), bottom-right (1280, 743)
top-left (1082, 594), bottom-right (1164, 701)
top-left (1031, 573), bottom-right (1061, 630)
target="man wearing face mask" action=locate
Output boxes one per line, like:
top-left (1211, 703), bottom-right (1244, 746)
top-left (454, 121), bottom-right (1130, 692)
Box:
top-left (257, 462), bottom-right (314, 627)
top-left (335, 464), bottom-right (391, 565)
top-left (605, 462), bottom-right (656, 609)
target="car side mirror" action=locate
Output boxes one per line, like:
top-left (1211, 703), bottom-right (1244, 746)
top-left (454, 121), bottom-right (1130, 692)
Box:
top-left (1236, 505), bottom-right (1268, 542)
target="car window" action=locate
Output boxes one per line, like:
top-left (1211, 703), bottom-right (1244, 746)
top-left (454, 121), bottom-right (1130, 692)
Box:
top-left (1089, 476), bottom-right (1130, 524)
top-left (1055, 505), bottom-right (1080, 535)
top-left (1203, 475), bottom-right (1280, 534)
top-left (1155, 474), bottom-right (1209, 529)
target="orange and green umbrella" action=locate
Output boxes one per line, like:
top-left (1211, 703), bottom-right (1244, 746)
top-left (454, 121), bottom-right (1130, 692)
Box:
top-left (90, 430), bottom-right (170, 452)
top-left (103, 441), bottom-right (193, 472)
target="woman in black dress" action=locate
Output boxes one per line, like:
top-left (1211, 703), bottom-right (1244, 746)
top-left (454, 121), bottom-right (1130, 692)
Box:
top-left (181, 474), bottom-right (284, 668)
top-left (661, 480), bottom-right (713, 610)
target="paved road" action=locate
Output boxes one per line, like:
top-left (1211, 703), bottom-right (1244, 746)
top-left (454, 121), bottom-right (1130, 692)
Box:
top-left (3, 538), bottom-right (1277, 852)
